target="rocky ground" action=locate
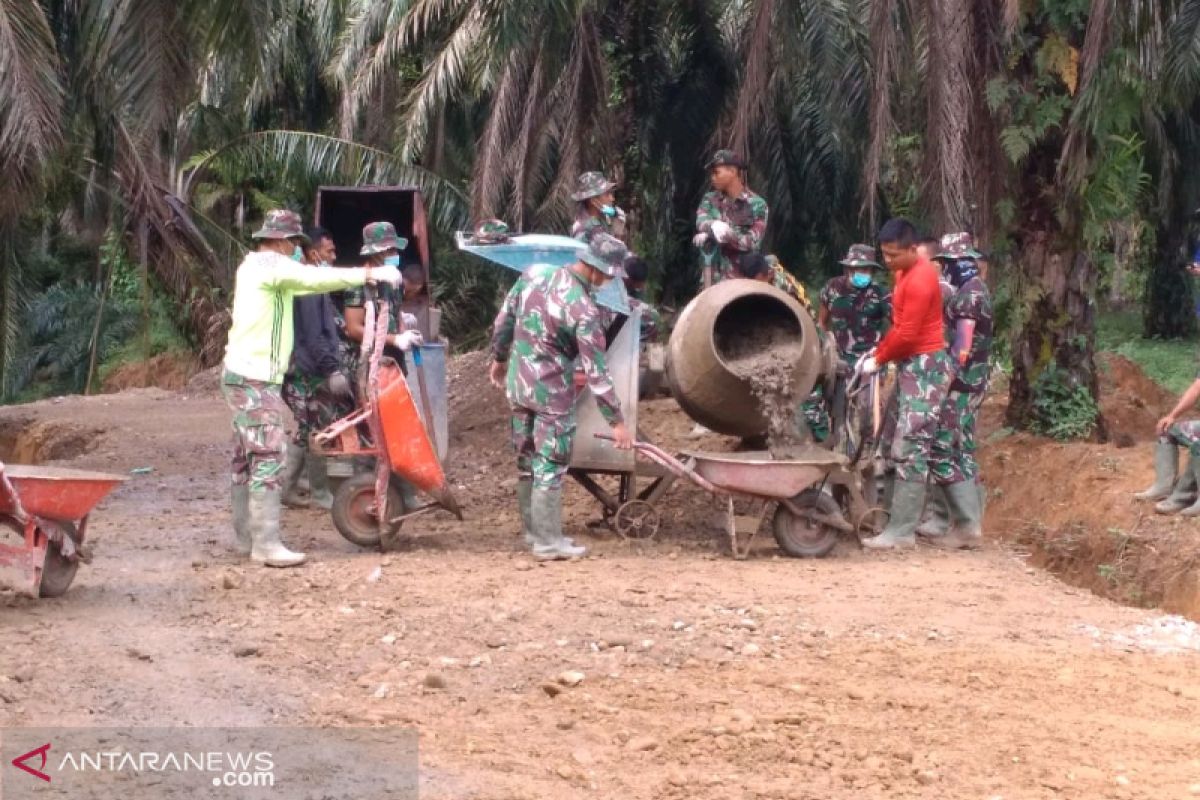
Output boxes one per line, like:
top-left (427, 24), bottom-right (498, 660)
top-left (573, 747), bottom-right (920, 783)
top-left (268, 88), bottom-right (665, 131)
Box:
top-left (1, 354), bottom-right (1199, 799)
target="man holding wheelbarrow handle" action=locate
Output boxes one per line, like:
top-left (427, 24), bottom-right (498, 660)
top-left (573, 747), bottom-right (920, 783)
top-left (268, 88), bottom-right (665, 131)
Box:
top-left (489, 233), bottom-right (635, 562)
top-left (222, 209), bottom-right (401, 568)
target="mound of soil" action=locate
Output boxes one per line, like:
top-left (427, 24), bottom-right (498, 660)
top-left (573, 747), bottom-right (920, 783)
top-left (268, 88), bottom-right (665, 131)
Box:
top-left (0, 416), bottom-right (101, 464)
top-left (103, 352), bottom-right (200, 393)
top-left (1097, 352), bottom-right (1175, 443)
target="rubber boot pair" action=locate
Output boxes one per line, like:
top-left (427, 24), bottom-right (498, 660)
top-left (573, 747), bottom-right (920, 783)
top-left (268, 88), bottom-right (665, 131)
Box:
top-left (529, 488), bottom-right (587, 561)
top-left (516, 478), bottom-right (576, 549)
top-left (861, 479), bottom-right (923, 550)
top-left (916, 484), bottom-right (949, 538)
top-left (1136, 441), bottom-right (1178, 502)
top-left (928, 481), bottom-right (983, 550)
top-left (247, 489), bottom-right (306, 567)
top-left (281, 444), bottom-right (310, 508)
top-left (1156, 452), bottom-right (1200, 515)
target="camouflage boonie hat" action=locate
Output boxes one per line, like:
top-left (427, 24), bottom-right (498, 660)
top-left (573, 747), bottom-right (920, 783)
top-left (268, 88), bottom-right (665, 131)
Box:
top-left (470, 219), bottom-right (510, 245)
top-left (359, 221), bottom-right (408, 255)
top-left (251, 210), bottom-right (310, 244)
top-left (838, 243), bottom-right (881, 269)
top-left (936, 231), bottom-right (983, 260)
top-left (579, 232), bottom-right (627, 277)
top-left (571, 171), bottom-right (618, 202)
top-left (706, 149), bottom-right (746, 169)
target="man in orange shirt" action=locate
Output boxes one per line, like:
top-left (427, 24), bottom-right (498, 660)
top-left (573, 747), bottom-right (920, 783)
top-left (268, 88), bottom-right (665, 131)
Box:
top-left (856, 218), bottom-right (954, 550)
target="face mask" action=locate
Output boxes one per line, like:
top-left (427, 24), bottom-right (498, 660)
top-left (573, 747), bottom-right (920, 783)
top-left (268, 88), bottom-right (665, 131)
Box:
top-left (383, 254), bottom-right (401, 267)
top-left (600, 204), bottom-right (616, 218)
top-left (292, 245), bottom-right (304, 262)
top-left (850, 272), bottom-right (871, 289)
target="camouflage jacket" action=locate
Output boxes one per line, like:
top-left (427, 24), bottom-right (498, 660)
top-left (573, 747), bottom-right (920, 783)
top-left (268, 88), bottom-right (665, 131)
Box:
top-left (946, 276), bottom-right (993, 394)
top-left (596, 295), bottom-right (663, 344)
top-left (491, 264), bottom-right (624, 423)
top-left (572, 211), bottom-right (627, 244)
top-left (767, 258), bottom-right (811, 311)
top-left (695, 189), bottom-right (768, 280)
top-left (819, 275), bottom-right (889, 365)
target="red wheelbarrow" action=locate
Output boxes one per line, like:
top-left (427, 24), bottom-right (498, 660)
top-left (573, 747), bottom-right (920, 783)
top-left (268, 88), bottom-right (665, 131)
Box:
top-left (312, 287), bottom-right (462, 550)
top-left (0, 463), bottom-right (125, 597)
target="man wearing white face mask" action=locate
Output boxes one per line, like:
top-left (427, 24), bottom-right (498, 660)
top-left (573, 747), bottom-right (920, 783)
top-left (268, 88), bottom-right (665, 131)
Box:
top-left (570, 171), bottom-right (627, 244)
top-left (222, 210), bottom-right (401, 567)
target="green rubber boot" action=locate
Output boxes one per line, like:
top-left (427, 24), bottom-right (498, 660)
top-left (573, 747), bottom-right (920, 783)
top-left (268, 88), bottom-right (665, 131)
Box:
top-left (517, 477), bottom-right (534, 547)
top-left (1156, 452), bottom-right (1197, 514)
top-left (1178, 457), bottom-right (1200, 517)
top-left (306, 452), bottom-right (334, 510)
top-left (231, 484), bottom-right (251, 556)
top-left (530, 488), bottom-right (587, 561)
top-left (248, 489), bottom-right (306, 567)
top-left (930, 481), bottom-right (983, 550)
top-left (281, 444), bottom-right (310, 508)
top-left (861, 479), bottom-right (923, 550)
top-left (1135, 441), bottom-right (1179, 501)
top-left (917, 483), bottom-right (949, 538)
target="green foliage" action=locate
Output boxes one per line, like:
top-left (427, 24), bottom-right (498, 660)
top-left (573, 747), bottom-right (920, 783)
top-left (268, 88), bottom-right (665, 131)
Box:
top-left (430, 241), bottom-right (514, 352)
top-left (1030, 363), bottom-right (1099, 440)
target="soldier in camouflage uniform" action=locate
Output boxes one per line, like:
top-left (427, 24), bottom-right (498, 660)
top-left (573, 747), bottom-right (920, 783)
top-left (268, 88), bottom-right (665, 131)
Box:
top-left (856, 218), bottom-right (955, 550)
top-left (571, 172), bottom-right (627, 244)
top-left (693, 150), bottom-right (769, 287)
top-left (595, 255), bottom-right (664, 344)
top-left (923, 232), bottom-right (993, 549)
top-left (222, 210), bottom-right (401, 567)
top-left (1134, 367), bottom-right (1200, 515)
top-left (490, 233), bottom-right (635, 561)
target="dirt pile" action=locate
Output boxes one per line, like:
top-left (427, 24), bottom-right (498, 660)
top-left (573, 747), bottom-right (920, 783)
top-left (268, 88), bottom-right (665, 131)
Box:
top-left (0, 416), bottom-right (101, 464)
top-left (102, 352), bottom-right (199, 393)
top-left (723, 323), bottom-right (806, 458)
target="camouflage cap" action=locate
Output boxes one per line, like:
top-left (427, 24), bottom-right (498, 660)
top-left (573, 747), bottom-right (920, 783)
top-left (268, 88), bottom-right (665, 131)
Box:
top-left (936, 231), bottom-right (983, 260)
top-left (251, 210), bottom-right (310, 244)
top-left (470, 219), bottom-right (510, 245)
top-left (838, 243), bottom-right (881, 269)
top-left (359, 221), bottom-right (408, 255)
top-left (579, 232), bottom-right (627, 277)
top-left (706, 149), bottom-right (746, 170)
top-left (571, 171), bottom-right (618, 202)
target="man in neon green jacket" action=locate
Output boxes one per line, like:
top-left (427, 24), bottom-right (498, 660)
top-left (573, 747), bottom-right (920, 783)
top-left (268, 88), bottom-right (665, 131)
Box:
top-left (221, 209), bottom-right (401, 567)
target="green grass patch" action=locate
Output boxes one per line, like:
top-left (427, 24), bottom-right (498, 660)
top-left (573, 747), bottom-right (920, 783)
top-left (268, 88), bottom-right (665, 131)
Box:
top-left (1097, 310), bottom-right (1198, 395)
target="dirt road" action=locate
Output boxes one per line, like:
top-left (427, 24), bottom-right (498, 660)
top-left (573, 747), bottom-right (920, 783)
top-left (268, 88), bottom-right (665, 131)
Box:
top-left (2, 368), bottom-right (1199, 799)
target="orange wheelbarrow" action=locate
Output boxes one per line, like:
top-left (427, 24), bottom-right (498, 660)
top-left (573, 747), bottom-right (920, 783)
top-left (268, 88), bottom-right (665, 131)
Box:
top-left (0, 463), bottom-right (125, 597)
top-left (312, 287), bottom-right (462, 550)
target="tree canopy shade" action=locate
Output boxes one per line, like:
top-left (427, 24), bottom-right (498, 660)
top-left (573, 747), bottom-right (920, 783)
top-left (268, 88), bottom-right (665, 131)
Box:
top-left (4, 0), bottom-right (1200, 434)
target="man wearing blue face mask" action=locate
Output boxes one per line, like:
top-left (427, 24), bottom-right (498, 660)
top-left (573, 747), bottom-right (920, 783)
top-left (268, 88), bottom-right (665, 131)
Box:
top-left (571, 171), bottom-right (627, 244)
top-left (817, 244), bottom-right (890, 370)
top-left (221, 210), bottom-right (402, 567)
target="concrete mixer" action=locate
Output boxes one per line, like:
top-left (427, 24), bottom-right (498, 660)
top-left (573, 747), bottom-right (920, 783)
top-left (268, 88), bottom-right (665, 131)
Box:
top-left (665, 279), bottom-right (829, 438)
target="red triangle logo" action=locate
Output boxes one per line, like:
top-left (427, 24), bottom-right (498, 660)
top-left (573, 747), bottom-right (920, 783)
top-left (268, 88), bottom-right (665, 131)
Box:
top-left (12, 743), bottom-right (51, 782)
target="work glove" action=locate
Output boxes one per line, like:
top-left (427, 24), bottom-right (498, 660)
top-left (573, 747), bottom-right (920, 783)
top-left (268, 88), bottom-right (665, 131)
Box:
top-left (325, 371), bottom-right (352, 398)
top-left (709, 220), bottom-right (733, 243)
top-left (856, 353), bottom-right (879, 376)
top-left (401, 312), bottom-right (419, 330)
top-left (390, 330), bottom-right (423, 351)
top-left (369, 265), bottom-right (402, 287)
top-left (692, 232), bottom-right (710, 248)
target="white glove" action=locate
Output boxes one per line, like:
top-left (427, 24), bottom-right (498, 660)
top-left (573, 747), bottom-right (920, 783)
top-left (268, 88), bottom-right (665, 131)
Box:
top-left (401, 312), bottom-right (419, 329)
top-left (391, 331), bottom-right (423, 351)
top-left (692, 232), bottom-right (710, 248)
top-left (369, 265), bottom-right (402, 287)
top-left (857, 354), bottom-right (879, 376)
top-left (709, 220), bottom-right (733, 243)
top-left (325, 371), bottom-right (352, 398)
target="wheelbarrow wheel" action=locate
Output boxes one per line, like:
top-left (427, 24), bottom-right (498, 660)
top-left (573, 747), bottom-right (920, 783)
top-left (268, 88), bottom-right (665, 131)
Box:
top-left (39, 522), bottom-right (80, 598)
top-left (772, 490), bottom-right (840, 559)
top-left (331, 473), bottom-right (404, 549)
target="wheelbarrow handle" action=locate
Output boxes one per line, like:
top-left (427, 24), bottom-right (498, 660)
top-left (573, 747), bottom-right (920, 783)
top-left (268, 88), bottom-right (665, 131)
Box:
top-left (592, 433), bottom-right (723, 495)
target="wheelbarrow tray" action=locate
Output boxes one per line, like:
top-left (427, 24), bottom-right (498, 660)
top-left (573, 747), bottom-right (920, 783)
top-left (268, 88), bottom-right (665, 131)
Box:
top-left (680, 449), bottom-right (847, 500)
top-left (0, 466), bottom-right (126, 521)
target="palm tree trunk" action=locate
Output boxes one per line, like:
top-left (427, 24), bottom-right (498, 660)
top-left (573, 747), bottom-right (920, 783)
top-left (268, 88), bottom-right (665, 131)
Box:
top-left (1144, 222), bottom-right (1197, 339)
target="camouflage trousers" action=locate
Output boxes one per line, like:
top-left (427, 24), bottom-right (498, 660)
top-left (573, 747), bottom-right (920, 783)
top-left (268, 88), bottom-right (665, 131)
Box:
top-left (886, 350), bottom-right (954, 483)
top-left (221, 370), bottom-right (287, 492)
top-left (1165, 420), bottom-right (1200, 456)
top-left (799, 384), bottom-right (831, 443)
top-left (930, 389), bottom-right (985, 484)
top-left (510, 407), bottom-right (576, 490)
top-left (282, 371), bottom-right (347, 448)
